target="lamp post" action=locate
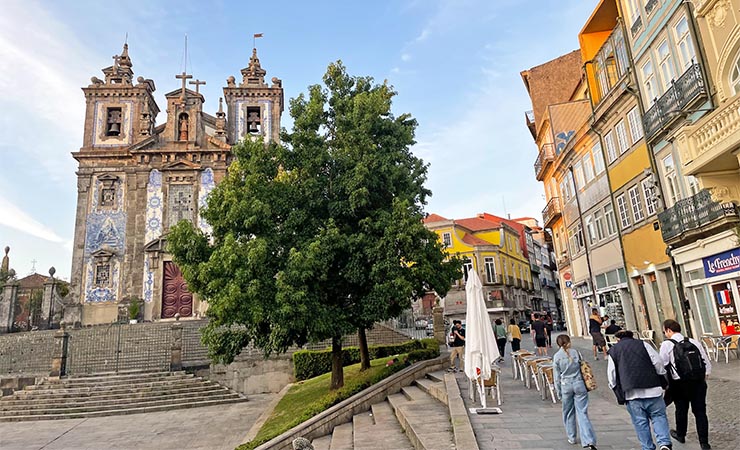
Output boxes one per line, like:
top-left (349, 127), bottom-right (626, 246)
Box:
top-left (48, 266), bottom-right (56, 329)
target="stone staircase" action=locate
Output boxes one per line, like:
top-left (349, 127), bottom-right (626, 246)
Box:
top-left (310, 371), bottom-right (466, 450)
top-left (0, 370), bottom-right (245, 421)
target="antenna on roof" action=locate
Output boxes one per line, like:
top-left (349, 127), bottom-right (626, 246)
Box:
top-left (502, 196), bottom-right (508, 218)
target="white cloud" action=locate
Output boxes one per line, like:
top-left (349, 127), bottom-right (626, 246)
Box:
top-left (0, 194), bottom-right (66, 243)
top-left (401, 53), bottom-right (411, 62)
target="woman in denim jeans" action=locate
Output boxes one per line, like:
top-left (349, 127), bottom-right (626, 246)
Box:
top-left (553, 335), bottom-right (598, 450)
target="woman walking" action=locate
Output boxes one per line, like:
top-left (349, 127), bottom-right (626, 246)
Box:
top-left (553, 335), bottom-right (598, 450)
top-left (508, 318), bottom-right (522, 352)
top-left (493, 318), bottom-right (507, 362)
top-left (589, 308), bottom-right (608, 360)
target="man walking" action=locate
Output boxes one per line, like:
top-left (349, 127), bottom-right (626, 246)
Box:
top-left (532, 313), bottom-right (548, 356)
top-left (448, 320), bottom-right (465, 372)
top-left (660, 319), bottom-right (712, 450)
top-left (608, 330), bottom-right (672, 450)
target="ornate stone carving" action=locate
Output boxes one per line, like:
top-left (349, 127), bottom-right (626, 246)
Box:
top-left (709, 185), bottom-right (732, 202)
top-left (707, 0), bottom-right (730, 28)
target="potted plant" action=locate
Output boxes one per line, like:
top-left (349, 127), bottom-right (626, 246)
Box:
top-left (128, 298), bottom-right (141, 324)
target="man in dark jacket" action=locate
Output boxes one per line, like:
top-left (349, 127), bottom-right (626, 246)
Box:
top-left (608, 330), bottom-right (672, 450)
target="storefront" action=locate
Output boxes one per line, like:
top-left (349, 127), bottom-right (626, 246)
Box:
top-left (672, 229), bottom-right (740, 337)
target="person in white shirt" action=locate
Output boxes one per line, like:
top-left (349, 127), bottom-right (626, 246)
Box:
top-left (659, 319), bottom-right (712, 450)
top-left (607, 330), bottom-right (672, 450)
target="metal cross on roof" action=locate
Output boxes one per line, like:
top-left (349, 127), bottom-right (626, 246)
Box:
top-left (189, 79), bottom-right (206, 95)
top-left (175, 71), bottom-right (193, 99)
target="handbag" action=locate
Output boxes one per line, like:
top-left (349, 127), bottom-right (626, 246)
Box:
top-left (577, 351), bottom-right (597, 391)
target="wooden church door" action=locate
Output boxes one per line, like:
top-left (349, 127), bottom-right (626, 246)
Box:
top-left (162, 261), bottom-right (193, 319)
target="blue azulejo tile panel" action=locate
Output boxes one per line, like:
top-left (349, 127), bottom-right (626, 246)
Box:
top-left (198, 168), bottom-right (215, 235)
top-left (145, 169), bottom-right (163, 244)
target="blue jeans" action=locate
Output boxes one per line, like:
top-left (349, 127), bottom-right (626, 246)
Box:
top-left (560, 378), bottom-right (596, 446)
top-left (625, 396), bottom-right (672, 450)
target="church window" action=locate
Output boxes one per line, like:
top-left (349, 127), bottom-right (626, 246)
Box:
top-left (106, 107), bottom-right (122, 136)
top-left (100, 187), bottom-right (115, 207)
top-left (247, 106), bottom-right (261, 134)
top-left (167, 184), bottom-right (194, 228)
top-left (94, 264), bottom-right (110, 287)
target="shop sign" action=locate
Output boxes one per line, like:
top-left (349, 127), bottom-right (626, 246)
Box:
top-left (703, 248), bottom-right (740, 278)
top-left (712, 282), bottom-right (740, 335)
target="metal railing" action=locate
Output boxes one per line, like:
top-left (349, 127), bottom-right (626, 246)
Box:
top-left (658, 189), bottom-right (739, 242)
top-left (534, 143), bottom-right (555, 180)
top-left (644, 62), bottom-right (706, 140)
top-left (542, 197), bottom-right (562, 228)
top-left (483, 273), bottom-right (504, 285)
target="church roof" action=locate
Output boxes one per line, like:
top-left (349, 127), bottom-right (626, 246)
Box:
top-left (164, 87), bottom-right (205, 101)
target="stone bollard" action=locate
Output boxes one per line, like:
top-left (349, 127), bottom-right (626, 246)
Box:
top-left (49, 325), bottom-right (69, 378)
top-left (170, 322), bottom-right (183, 372)
top-left (433, 306), bottom-right (445, 345)
top-left (292, 437), bottom-right (313, 450)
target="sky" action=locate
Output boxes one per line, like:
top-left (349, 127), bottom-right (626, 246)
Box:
top-left (0, 0), bottom-right (596, 279)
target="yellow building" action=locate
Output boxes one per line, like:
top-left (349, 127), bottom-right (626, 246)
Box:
top-left (423, 213), bottom-right (533, 323)
top-left (580, 0), bottom-right (675, 335)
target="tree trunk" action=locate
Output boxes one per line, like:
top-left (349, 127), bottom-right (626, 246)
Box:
top-left (358, 327), bottom-right (370, 371)
top-left (330, 336), bottom-right (344, 390)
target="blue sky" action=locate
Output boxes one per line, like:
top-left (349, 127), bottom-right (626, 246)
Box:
top-left (0, 0), bottom-right (595, 279)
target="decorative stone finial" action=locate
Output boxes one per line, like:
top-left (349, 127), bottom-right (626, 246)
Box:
top-left (1, 246), bottom-right (8, 273)
top-left (240, 48), bottom-right (267, 87)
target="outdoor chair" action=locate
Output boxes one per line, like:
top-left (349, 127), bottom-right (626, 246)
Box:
top-left (701, 336), bottom-right (719, 362)
top-left (717, 335), bottom-right (739, 364)
top-left (538, 363), bottom-right (557, 403)
top-left (510, 350), bottom-right (532, 380)
top-left (483, 366), bottom-right (502, 406)
top-left (525, 356), bottom-right (550, 390)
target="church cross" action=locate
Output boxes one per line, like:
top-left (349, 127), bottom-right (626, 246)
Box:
top-left (189, 79), bottom-right (206, 95)
top-left (112, 54), bottom-right (121, 69)
top-left (175, 71), bottom-right (193, 99)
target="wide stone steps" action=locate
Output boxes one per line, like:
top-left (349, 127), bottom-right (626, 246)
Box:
top-left (0, 370), bottom-right (245, 421)
top-left (310, 370), bottom-right (459, 450)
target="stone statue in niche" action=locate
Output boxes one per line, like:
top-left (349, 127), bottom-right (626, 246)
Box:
top-left (178, 114), bottom-right (189, 141)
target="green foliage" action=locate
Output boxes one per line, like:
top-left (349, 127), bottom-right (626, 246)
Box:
top-left (238, 355), bottom-right (413, 450)
top-left (29, 290), bottom-right (43, 316)
top-left (167, 61), bottom-right (461, 374)
top-left (293, 340), bottom-right (423, 380)
top-left (127, 297), bottom-right (141, 321)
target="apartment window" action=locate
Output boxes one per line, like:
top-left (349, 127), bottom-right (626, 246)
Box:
top-left (576, 223), bottom-right (585, 249)
top-left (627, 0), bottom-right (642, 29)
top-left (662, 154), bottom-right (679, 207)
top-left (573, 161), bottom-right (585, 189)
top-left (484, 257), bottom-right (496, 283)
top-left (642, 178), bottom-right (658, 216)
top-left (642, 60), bottom-right (658, 101)
top-left (614, 28), bottom-right (629, 76)
top-left (605, 130), bottom-right (618, 163)
top-left (582, 153), bottom-right (595, 183)
top-left (674, 16), bottom-right (696, 71)
top-left (629, 186), bottom-right (645, 222)
top-left (688, 175), bottom-right (701, 196)
top-left (627, 107), bottom-right (644, 143)
top-left (617, 194), bottom-right (632, 228)
top-left (615, 120), bottom-right (630, 154)
top-left (594, 210), bottom-right (606, 240)
top-left (586, 216), bottom-right (597, 245)
top-left (731, 51), bottom-right (740, 96)
top-left (658, 40), bottom-right (676, 90)
top-left (462, 258), bottom-right (473, 281)
top-left (442, 232), bottom-right (452, 248)
top-left (605, 204), bottom-right (618, 235)
top-left (592, 142), bottom-right (605, 174)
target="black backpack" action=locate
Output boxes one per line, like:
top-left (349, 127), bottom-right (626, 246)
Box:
top-left (669, 338), bottom-right (706, 380)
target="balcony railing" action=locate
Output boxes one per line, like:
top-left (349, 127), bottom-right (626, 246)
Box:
top-left (534, 143), bottom-right (555, 181)
top-left (507, 276), bottom-right (515, 286)
top-left (644, 62), bottom-right (706, 141)
top-left (658, 189), bottom-right (739, 243)
top-left (631, 16), bottom-right (643, 37)
top-left (645, 0), bottom-right (659, 16)
top-left (542, 197), bottom-right (562, 228)
top-left (483, 274), bottom-right (504, 285)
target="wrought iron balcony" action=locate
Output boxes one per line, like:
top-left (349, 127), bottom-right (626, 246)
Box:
top-left (644, 62), bottom-right (706, 141)
top-left (645, 0), bottom-right (659, 15)
top-left (658, 189), bottom-right (739, 243)
top-left (483, 273), bottom-right (504, 285)
top-left (631, 16), bottom-right (643, 37)
top-left (534, 144), bottom-right (555, 181)
top-left (542, 197), bottom-right (562, 228)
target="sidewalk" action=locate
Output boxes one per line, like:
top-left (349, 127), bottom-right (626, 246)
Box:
top-left (454, 333), bottom-right (717, 450)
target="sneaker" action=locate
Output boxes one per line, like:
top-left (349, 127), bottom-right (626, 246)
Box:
top-left (670, 430), bottom-right (685, 444)
top-left (594, 356), bottom-right (599, 361)
top-left (583, 445), bottom-right (598, 450)
top-left (658, 445), bottom-right (672, 450)
top-left (700, 443), bottom-right (712, 450)
top-left (447, 367), bottom-right (456, 373)
top-left (567, 438), bottom-right (576, 445)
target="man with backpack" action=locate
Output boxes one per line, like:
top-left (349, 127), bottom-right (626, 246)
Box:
top-left (659, 319), bottom-right (712, 450)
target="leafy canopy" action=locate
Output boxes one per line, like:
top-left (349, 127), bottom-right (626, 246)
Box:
top-left (168, 61), bottom-right (459, 363)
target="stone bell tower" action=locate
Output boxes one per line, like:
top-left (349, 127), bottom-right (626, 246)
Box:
top-left (223, 48), bottom-right (284, 144)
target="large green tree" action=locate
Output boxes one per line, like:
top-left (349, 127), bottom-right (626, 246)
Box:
top-left (168, 62), bottom-right (459, 389)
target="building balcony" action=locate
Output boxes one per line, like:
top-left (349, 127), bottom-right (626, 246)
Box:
top-left (534, 143), bottom-right (555, 181)
top-left (683, 93), bottom-right (740, 176)
top-left (483, 273), bottom-right (504, 285)
top-left (644, 62), bottom-right (707, 142)
top-left (556, 252), bottom-right (570, 268)
top-left (657, 189), bottom-right (739, 245)
top-left (542, 197), bottom-right (562, 228)
top-left (531, 263), bottom-right (540, 274)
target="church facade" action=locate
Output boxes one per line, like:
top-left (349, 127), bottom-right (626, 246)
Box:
top-left (69, 43), bottom-right (283, 325)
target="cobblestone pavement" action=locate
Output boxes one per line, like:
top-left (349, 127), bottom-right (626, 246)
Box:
top-left (458, 333), bottom-right (738, 450)
top-left (0, 393), bottom-right (274, 450)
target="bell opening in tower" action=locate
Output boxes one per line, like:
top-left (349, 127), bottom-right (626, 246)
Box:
top-left (247, 106), bottom-right (261, 134)
top-left (106, 107), bottom-right (122, 136)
